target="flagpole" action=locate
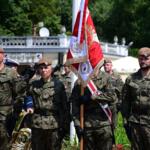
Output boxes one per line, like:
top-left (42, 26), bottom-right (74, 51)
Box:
top-left (80, 86), bottom-right (84, 150)
top-left (80, 1), bottom-right (87, 149)
top-left (72, 0), bottom-right (81, 31)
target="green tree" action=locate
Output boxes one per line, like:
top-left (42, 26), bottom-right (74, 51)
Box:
top-left (29, 0), bottom-right (62, 35)
top-left (0, 0), bottom-right (32, 35)
top-left (58, 0), bottom-right (72, 34)
top-left (103, 0), bottom-right (150, 47)
top-left (89, 0), bottom-right (114, 42)
top-left (0, 0), bottom-right (150, 49)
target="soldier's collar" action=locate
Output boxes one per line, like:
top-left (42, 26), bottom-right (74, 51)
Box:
top-left (140, 69), bottom-right (150, 79)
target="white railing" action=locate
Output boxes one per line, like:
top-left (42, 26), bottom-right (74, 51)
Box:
top-left (0, 36), bottom-right (128, 56)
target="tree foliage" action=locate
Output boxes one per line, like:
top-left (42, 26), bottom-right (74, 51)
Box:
top-left (89, 0), bottom-right (114, 42)
top-left (0, 0), bottom-right (150, 50)
top-left (0, 0), bottom-right (32, 35)
top-left (102, 0), bottom-right (150, 48)
top-left (28, 0), bottom-right (62, 35)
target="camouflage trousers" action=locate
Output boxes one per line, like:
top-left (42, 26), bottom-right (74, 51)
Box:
top-left (0, 121), bottom-right (10, 150)
top-left (130, 122), bottom-right (150, 150)
top-left (32, 128), bottom-right (62, 150)
top-left (83, 125), bottom-right (112, 150)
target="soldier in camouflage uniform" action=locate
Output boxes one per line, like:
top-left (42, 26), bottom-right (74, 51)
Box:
top-left (122, 47), bottom-right (150, 150)
top-left (27, 58), bottom-right (68, 150)
top-left (0, 48), bottom-right (18, 150)
top-left (59, 65), bottom-right (72, 140)
top-left (71, 68), bottom-right (117, 150)
top-left (104, 58), bottom-right (124, 128)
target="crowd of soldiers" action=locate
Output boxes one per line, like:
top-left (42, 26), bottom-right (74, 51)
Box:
top-left (0, 47), bottom-right (150, 150)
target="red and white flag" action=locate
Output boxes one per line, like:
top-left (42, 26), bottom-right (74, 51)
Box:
top-left (66, 0), bottom-right (88, 65)
top-left (66, 0), bottom-right (104, 90)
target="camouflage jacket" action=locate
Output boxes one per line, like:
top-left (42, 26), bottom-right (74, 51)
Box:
top-left (29, 77), bottom-right (68, 129)
top-left (106, 71), bottom-right (124, 113)
top-left (122, 69), bottom-right (150, 125)
top-left (0, 66), bottom-right (18, 119)
top-left (109, 71), bottom-right (124, 102)
top-left (71, 71), bottom-right (117, 128)
top-left (60, 73), bottom-right (72, 100)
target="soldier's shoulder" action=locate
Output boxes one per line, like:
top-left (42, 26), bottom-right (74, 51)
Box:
top-left (74, 79), bottom-right (81, 86)
top-left (30, 78), bottom-right (42, 87)
top-left (4, 66), bottom-right (13, 73)
top-left (125, 70), bottom-right (140, 84)
top-left (112, 71), bottom-right (121, 78)
top-left (4, 66), bottom-right (17, 78)
top-left (129, 70), bottom-right (140, 79)
top-left (52, 76), bottom-right (64, 86)
top-left (98, 71), bottom-right (109, 79)
top-left (131, 70), bottom-right (140, 77)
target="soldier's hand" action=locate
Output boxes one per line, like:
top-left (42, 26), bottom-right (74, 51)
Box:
top-left (91, 90), bottom-right (102, 100)
top-left (75, 126), bottom-right (84, 141)
top-left (27, 108), bottom-right (34, 114)
top-left (91, 93), bottom-right (97, 100)
top-left (79, 95), bottom-right (91, 104)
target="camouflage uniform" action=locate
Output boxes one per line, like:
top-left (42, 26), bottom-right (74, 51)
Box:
top-left (71, 71), bottom-right (117, 150)
top-left (122, 47), bottom-right (150, 150)
top-left (29, 77), bottom-right (67, 150)
top-left (107, 71), bottom-right (123, 128)
top-left (59, 73), bottom-right (72, 139)
top-left (104, 58), bottom-right (124, 128)
top-left (122, 70), bottom-right (150, 150)
top-left (0, 66), bottom-right (17, 150)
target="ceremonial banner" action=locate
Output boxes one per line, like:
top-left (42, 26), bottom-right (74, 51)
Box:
top-left (67, 1), bottom-right (105, 150)
top-left (66, 0), bottom-right (104, 86)
top-left (66, 0), bottom-right (88, 65)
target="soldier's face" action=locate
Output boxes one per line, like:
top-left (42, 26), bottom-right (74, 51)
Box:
top-left (0, 52), bottom-right (4, 64)
top-left (138, 55), bottom-right (150, 69)
top-left (104, 63), bottom-right (112, 73)
top-left (39, 65), bottom-right (52, 80)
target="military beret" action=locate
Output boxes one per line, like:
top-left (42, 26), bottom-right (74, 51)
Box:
top-left (104, 58), bottom-right (112, 64)
top-left (37, 57), bottom-right (52, 66)
top-left (0, 48), bottom-right (4, 53)
top-left (138, 47), bottom-right (150, 57)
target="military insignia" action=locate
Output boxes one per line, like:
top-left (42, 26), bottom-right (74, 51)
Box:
top-left (43, 90), bottom-right (50, 99)
top-left (70, 36), bottom-right (80, 53)
top-left (95, 90), bottom-right (102, 96)
top-left (79, 61), bottom-right (90, 74)
top-left (70, 36), bottom-right (87, 57)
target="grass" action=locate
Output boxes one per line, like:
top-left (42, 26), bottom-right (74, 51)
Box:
top-left (62, 136), bottom-right (79, 150)
top-left (115, 112), bottom-right (131, 150)
top-left (62, 112), bottom-right (131, 150)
